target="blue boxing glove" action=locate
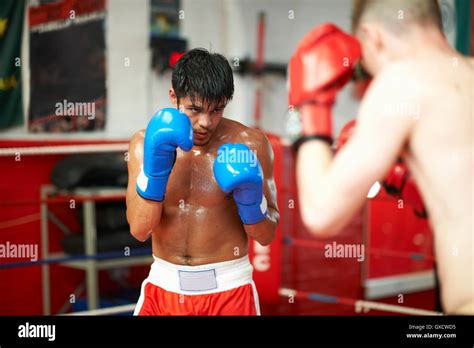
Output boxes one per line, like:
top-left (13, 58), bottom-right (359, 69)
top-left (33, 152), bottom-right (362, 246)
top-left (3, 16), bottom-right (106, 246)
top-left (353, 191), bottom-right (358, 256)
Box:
top-left (136, 107), bottom-right (193, 201)
top-left (213, 143), bottom-right (268, 224)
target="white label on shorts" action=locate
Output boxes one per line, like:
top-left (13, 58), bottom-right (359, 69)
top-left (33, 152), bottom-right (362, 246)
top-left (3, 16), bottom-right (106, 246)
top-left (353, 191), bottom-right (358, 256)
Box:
top-left (178, 269), bottom-right (217, 292)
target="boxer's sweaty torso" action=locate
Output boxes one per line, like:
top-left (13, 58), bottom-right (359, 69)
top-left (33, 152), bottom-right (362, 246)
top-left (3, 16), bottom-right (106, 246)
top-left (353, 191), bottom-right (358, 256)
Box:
top-left (395, 52), bottom-right (473, 313)
top-left (135, 118), bottom-right (258, 266)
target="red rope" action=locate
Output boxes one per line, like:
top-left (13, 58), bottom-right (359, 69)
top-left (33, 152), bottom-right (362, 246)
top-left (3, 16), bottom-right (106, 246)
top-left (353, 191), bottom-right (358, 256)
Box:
top-left (0, 213), bottom-right (40, 230)
top-left (0, 194), bottom-right (126, 207)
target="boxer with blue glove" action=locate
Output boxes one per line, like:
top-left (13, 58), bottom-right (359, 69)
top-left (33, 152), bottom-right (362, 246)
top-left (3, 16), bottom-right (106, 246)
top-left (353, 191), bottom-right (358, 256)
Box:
top-left (126, 48), bottom-right (279, 316)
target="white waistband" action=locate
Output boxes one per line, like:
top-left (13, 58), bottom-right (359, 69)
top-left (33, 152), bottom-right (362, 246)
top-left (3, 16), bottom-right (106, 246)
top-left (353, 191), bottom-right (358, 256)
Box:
top-left (145, 255), bottom-right (254, 295)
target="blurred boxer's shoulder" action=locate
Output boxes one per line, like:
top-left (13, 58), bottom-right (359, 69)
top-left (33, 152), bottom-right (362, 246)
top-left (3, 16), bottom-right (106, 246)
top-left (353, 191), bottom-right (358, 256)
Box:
top-left (467, 56), bottom-right (474, 68)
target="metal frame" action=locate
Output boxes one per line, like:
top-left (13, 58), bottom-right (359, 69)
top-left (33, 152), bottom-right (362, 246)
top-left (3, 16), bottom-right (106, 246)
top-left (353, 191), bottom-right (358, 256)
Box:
top-left (364, 270), bottom-right (435, 300)
top-left (40, 185), bottom-right (152, 315)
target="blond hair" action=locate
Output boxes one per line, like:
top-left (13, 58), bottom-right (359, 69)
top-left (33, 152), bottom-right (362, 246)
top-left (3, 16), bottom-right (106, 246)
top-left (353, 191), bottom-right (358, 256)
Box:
top-left (352, 0), bottom-right (442, 34)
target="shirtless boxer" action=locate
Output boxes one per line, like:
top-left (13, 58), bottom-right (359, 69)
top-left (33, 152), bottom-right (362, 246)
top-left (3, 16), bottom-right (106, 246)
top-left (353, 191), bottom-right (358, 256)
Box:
top-left (126, 48), bottom-right (279, 315)
top-left (289, 0), bottom-right (473, 314)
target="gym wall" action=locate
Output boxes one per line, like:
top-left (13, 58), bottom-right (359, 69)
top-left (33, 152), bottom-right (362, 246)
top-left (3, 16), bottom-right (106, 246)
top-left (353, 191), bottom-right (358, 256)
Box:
top-left (3, 0), bottom-right (359, 140)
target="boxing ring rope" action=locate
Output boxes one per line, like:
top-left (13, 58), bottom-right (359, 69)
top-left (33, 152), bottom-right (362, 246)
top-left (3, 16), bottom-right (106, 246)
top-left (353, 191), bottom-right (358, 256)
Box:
top-left (0, 193), bottom-right (126, 207)
top-left (0, 237), bottom-right (441, 315)
top-left (0, 212), bottom-right (40, 230)
top-left (0, 143), bottom-right (128, 156)
top-left (2, 249), bottom-right (442, 316)
top-left (65, 304), bottom-right (136, 316)
top-left (64, 286), bottom-right (443, 316)
top-left (0, 143), bottom-right (439, 316)
top-left (0, 208), bottom-right (439, 315)
top-left (0, 247), bottom-right (152, 270)
top-left (278, 288), bottom-right (442, 316)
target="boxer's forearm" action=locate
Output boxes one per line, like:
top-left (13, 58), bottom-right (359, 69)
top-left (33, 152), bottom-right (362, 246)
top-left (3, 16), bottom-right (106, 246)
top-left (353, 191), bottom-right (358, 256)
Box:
top-left (296, 140), bottom-right (339, 236)
top-left (244, 208), bottom-right (279, 246)
top-left (126, 194), bottom-right (162, 241)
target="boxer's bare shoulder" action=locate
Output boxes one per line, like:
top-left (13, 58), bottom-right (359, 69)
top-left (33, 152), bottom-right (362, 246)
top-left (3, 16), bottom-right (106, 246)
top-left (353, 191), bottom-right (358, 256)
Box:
top-left (128, 129), bottom-right (145, 161)
top-left (126, 130), bottom-right (145, 191)
top-left (217, 118), bottom-right (271, 151)
top-left (369, 61), bottom-right (426, 103)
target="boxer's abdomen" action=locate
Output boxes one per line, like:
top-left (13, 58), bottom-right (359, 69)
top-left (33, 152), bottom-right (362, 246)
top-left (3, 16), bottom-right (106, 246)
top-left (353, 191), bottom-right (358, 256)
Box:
top-left (151, 203), bottom-right (248, 265)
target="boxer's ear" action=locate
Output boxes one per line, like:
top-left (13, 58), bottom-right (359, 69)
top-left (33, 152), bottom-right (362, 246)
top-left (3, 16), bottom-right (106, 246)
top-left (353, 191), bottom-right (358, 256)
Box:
top-left (357, 23), bottom-right (385, 75)
top-left (359, 23), bottom-right (383, 51)
top-left (169, 88), bottom-right (178, 108)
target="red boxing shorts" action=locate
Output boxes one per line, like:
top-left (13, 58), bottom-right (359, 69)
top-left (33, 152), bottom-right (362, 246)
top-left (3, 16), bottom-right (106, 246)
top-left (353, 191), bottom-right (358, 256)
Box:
top-left (133, 255), bottom-right (260, 316)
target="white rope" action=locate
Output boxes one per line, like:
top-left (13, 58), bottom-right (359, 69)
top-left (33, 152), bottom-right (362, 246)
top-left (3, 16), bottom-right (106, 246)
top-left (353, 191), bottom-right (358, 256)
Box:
top-left (279, 288), bottom-right (297, 297)
top-left (353, 299), bottom-right (443, 316)
top-left (64, 288), bottom-right (443, 316)
top-left (278, 288), bottom-right (443, 316)
top-left (64, 304), bottom-right (136, 316)
top-left (0, 143), bottom-right (128, 156)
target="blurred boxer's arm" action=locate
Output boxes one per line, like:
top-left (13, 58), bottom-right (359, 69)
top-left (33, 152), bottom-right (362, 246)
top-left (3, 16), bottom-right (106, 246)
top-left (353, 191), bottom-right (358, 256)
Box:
top-left (453, 301), bottom-right (474, 315)
top-left (126, 130), bottom-right (162, 242)
top-left (244, 130), bottom-right (280, 246)
top-left (297, 65), bottom-right (416, 237)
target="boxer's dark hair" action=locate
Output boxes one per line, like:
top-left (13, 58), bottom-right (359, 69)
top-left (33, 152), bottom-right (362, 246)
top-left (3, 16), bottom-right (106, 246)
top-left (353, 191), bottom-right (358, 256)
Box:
top-left (172, 48), bottom-right (234, 107)
top-left (352, 0), bottom-right (442, 34)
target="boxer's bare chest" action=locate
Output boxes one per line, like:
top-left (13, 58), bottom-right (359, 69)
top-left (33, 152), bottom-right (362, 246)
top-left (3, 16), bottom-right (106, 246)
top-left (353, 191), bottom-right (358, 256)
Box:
top-left (164, 122), bottom-right (247, 208)
top-left (164, 148), bottom-right (229, 208)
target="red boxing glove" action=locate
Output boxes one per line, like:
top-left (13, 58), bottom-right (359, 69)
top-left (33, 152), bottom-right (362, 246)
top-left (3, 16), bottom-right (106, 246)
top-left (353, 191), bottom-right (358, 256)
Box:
top-left (383, 162), bottom-right (428, 218)
top-left (336, 118), bottom-right (356, 152)
top-left (336, 119), bottom-right (427, 218)
top-left (288, 23), bottom-right (361, 146)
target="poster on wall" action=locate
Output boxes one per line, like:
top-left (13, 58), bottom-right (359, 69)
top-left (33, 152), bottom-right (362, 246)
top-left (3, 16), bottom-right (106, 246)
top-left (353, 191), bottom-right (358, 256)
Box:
top-left (28, 0), bottom-right (106, 133)
top-left (150, 0), bottom-right (180, 38)
top-left (0, 0), bottom-right (25, 130)
top-left (150, 0), bottom-right (186, 73)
